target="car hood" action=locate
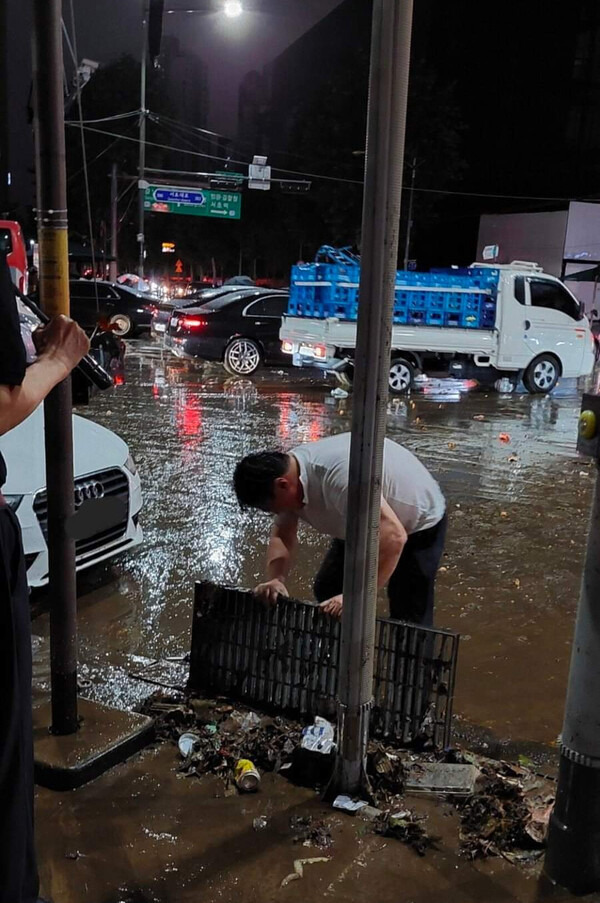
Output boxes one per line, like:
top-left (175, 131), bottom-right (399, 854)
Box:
top-left (0, 405), bottom-right (129, 495)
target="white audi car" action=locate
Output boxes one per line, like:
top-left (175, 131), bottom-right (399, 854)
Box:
top-left (0, 405), bottom-right (143, 588)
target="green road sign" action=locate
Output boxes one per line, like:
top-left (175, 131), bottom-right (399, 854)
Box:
top-left (144, 184), bottom-right (242, 220)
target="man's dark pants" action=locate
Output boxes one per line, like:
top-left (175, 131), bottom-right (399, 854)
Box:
top-left (313, 513), bottom-right (448, 626)
top-left (0, 506), bottom-right (39, 903)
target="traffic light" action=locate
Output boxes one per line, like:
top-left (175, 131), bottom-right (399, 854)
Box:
top-left (148, 0), bottom-right (165, 64)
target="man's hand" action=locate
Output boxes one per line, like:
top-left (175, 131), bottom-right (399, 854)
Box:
top-left (33, 315), bottom-right (90, 376)
top-left (320, 594), bottom-right (343, 618)
top-left (254, 578), bottom-right (289, 607)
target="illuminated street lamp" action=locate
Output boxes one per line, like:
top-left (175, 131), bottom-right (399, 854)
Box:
top-left (223, 0), bottom-right (243, 17)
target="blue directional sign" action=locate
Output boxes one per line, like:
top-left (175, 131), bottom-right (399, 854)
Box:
top-left (143, 184), bottom-right (242, 220)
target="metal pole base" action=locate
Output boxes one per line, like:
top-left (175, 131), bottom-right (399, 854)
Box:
top-left (326, 701), bottom-right (373, 801)
top-left (545, 754), bottom-right (600, 894)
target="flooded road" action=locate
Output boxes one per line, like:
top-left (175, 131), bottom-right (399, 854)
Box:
top-left (32, 341), bottom-right (595, 748)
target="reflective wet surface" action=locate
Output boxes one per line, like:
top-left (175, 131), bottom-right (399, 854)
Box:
top-left (31, 341), bottom-right (599, 902)
top-left (32, 342), bottom-right (595, 747)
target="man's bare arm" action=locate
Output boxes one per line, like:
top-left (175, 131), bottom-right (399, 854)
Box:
top-left (320, 499), bottom-right (407, 617)
top-left (0, 316), bottom-right (89, 435)
top-left (255, 513), bottom-right (299, 605)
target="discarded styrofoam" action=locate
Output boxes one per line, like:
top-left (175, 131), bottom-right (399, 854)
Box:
top-left (333, 795), bottom-right (369, 813)
top-left (404, 762), bottom-right (479, 796)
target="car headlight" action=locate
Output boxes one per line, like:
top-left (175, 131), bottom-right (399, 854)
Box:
top-left (124, 454), bottom-right (138, 477)
top-left (4, 495), bottom-right (23, 512)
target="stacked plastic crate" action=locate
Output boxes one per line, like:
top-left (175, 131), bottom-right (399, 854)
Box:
top-left (289, 248), bottom-right (499, 329)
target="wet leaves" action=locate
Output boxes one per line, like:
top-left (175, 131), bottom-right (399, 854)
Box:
top-left (373, 809), bottom-right (439, 857)
top-left (290, 815), bottom-right (334, 849)
top-left (453, 754), bottom-right (555, 861)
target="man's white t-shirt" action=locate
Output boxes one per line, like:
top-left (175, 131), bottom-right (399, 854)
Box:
top-left (290, 432), bottom-right (445, 539)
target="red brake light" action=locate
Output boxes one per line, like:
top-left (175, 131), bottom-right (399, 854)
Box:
top-left (180, 316), bottom-right (206, 330)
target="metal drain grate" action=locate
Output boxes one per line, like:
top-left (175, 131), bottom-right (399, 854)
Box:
top-left (188, 582), bottom-right (459, 748)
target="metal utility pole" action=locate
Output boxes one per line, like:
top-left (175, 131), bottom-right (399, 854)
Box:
top-left (402, 156), bottom-right (416, 270)
top-left (137, 3), bottom-right (148, 279)
top-left (0, 0), bottom-right (9, 216)
top-left (333, 0), bottom-right (413, 796)
top-left (109, 161), bottom-right (118, 282)
top-left (32, 0), bottom-right (78, 734)
top-left (545, 392), bottom-right (600, 893)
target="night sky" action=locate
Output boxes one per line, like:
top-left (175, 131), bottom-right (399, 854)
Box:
top-left (73, 0), bottom-right (344, 135)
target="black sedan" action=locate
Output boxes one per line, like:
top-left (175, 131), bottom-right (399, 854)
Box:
top-left (68, 279), bottom-right (156, 337)
top-left (165, 288), bottom-right (290, 375)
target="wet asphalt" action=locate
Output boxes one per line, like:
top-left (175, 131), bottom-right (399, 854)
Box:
top-left (31, 339), bottom-right (596, 750)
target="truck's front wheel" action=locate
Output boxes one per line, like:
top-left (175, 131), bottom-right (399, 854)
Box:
top-left (389, 357), bottom-right (415, 395)
top-left (523, 354), bottom-right (560, 394)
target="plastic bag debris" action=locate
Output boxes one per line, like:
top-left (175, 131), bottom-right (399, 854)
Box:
top-left (301, 717), bottom-right (336, 754)
top-left (253, 816), bottom-right (268, 830)
top-left (333, 795), bottom-right (369, 813)
top-left (241, 711), bottom-right (261, 731)
top-left (178, 732), bottom-right (199, 758)
top-left (281, 857), bottom-right (331, 887)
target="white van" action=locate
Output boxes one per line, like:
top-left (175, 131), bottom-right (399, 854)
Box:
top-left (0, 406), bottom-right (143, 588)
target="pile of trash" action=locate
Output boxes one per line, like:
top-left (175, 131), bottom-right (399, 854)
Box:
top-left (453, 752), bottom-right (556, 863)
top-left (139, 691), bottom-right (304, 790)
top-left (139, 691), bottom-right (557, 868)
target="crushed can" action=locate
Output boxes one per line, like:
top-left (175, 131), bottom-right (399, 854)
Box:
top-left (235, 758), bottom-right (261, 792)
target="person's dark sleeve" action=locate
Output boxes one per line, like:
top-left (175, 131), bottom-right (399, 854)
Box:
top-left (0, 257), bottom-right (26, 387)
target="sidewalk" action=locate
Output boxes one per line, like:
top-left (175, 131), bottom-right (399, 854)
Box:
top-left (35, 740), bottom-right (598, 903)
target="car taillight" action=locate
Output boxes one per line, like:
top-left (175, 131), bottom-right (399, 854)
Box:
top-left (145, 304), bottom-right (158, 314)
top-left (314, 344), bottom-right (327, 359)
top-left (281, 340), bottom-right (294, 354)
top-left (180, 316), bottom-right (206, 330)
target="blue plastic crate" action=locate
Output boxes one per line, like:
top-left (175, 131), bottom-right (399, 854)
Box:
top-left (426, 310), bottom-right (444, 326)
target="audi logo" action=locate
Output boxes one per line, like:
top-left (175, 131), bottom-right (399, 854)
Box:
top-left (74, 481), bottom-right (105, 508)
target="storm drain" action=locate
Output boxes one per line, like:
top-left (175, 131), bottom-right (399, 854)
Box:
top-left (188, 582), bottom-right (459, 749)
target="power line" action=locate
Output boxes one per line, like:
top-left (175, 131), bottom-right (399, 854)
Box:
top-left (68, 110), bottom-right (142, 125)
top-left (65, 122), bottom-right (598, 204)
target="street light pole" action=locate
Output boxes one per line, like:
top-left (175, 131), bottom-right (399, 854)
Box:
top-left (138, 3), bottom-right (148, 279)
top-left (32, 0), bottom-right (79, 735)
top-left (332, 0), bottom-right (414, 796)
top-left (402, 156), bottom-right (416, 270)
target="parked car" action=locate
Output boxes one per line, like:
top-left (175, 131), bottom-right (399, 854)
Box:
top-left (165, 288), bottom-right (290, 375)
top-left (151, 286), bottom-right (245, 340)
top-left (67, 279), bottom-right (156, 337)
top-left (0, 405), bottom-right (143, 588)
top-left (17, 294), bottom-right (125, 402)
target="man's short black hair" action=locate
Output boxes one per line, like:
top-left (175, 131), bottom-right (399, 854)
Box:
top-left (233, 451), bottom-right (289, 510)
